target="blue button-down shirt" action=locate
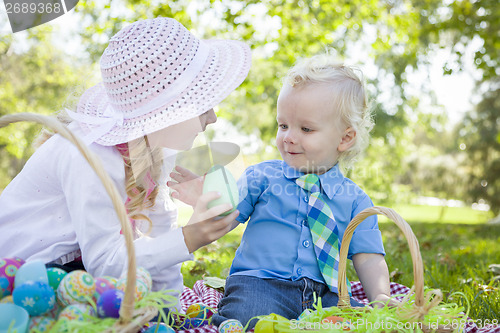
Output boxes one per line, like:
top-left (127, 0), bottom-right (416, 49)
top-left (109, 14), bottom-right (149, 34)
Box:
top-left (230, 160), bottom-right (385, 291)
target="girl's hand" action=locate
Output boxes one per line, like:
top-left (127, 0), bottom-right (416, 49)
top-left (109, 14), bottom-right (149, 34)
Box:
top-left (167, 166), bottom-right (203, 207)
top-left (182, 191), bottom-right (239, 253)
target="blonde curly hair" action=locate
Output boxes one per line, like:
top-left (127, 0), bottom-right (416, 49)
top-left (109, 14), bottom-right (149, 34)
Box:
top-left (284, 53), bottom-right (374, 170)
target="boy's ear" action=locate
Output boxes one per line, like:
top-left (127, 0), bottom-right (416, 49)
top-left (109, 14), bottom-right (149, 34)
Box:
top-left (338, 128), bottom-right (356, 152)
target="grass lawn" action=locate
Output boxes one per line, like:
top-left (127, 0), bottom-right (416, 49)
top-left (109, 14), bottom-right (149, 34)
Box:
top-left (180, 204), bottom-right (500, 322)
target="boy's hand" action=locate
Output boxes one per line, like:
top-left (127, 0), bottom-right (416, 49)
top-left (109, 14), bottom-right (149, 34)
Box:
top-left (182, 191), bottom-right (239, 253)
top-left (167, 165), bottom-right (203, 207)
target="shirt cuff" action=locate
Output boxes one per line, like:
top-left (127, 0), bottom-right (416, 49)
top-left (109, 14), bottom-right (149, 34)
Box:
top-left (236, 200), bottom-right (253, 223)
top-left (346, 229), bottom-right (385, 260)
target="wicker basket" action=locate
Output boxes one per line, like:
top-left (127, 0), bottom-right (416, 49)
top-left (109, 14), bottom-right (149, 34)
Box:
top-left (337, 206), bottom-right (455, 333)
top-left (0, 113), bottom-right (158, 332)
top-left (272, 206), bottom-right (461, 333)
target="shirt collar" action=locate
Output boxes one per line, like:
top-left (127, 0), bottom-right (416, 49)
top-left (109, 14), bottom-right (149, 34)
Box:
top-left (282, 161), bottom-right (345, 200)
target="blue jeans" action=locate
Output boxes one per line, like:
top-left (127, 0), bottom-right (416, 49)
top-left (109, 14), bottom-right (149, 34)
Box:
top-left (211, 275), bottom-right (364, 329)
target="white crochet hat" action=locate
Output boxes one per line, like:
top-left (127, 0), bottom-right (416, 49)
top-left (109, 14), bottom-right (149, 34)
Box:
top-left (68, 17), bottom-right (251, 146)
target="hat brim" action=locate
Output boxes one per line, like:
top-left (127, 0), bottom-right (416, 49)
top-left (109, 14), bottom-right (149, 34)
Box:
top-left (77, 39), bottom-right (251, 146)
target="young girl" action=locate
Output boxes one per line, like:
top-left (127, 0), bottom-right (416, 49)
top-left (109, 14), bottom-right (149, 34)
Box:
top-left (171, 53), bottom-right (392, 327)
top-left (0, 17), bottom-right (250, 308)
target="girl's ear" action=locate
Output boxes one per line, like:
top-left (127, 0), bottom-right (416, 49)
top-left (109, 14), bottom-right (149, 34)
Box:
top-left (338, 128), bottom-right (356, 152)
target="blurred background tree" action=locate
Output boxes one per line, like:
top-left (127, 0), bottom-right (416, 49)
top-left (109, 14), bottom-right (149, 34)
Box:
top-left (0, 0), bottom-right (498, 214)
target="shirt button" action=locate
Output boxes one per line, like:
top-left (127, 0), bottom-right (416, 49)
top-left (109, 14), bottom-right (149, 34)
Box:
top-left (303, 240), bottom-right (310, 248)
top-left (302, 219), bottom-right (308, 227)
top-left (297, 268), bottom-right (303, 275)
top-left (304, 196), bottom-right (309, 203)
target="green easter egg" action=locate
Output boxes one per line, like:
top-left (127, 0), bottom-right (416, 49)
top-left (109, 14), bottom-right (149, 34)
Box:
top-left (202, 165), bottom-right (238, 216)
top-left (47, 267), bottom-right (67, 292)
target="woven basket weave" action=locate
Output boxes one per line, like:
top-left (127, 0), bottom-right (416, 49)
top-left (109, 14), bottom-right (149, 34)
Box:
top-left (0, 113), bottom-right (158, 332)
top-left (337, 206), bottom-right (454, 333)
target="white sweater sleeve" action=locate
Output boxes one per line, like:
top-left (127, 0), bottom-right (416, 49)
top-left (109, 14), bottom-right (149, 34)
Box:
top-left (57, 140), bottom-right (193, 293)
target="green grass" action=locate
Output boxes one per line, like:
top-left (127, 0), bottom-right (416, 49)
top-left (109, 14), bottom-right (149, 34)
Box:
top-left (180, 204), bottom-right (500, 322)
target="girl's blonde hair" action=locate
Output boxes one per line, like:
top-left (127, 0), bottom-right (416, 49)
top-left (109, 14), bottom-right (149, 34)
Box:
top-left (120, 138), bottom-right (163, 232)
top-left (35, 109), bottom-right (163, 232)
top-left (284, 53), bottom-right (374, 170)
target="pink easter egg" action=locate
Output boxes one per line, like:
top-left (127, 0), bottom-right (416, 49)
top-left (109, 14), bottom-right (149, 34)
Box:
top-left (0, 257), bottom-right (25, 294)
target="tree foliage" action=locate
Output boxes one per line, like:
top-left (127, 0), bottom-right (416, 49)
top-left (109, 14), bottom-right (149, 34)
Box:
top-left (1, 0), bottom-right (498, 210)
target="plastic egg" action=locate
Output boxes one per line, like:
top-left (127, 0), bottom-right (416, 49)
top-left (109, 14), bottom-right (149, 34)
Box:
top-left (96, 289), bottom-right (124, 318)
top-left (0, 276), bottom-right (9, 298)
top-left (218, 319), bottom-right (244, 333)
top-left (203, 165), bottom-right (239, 216)
top-left (14, 261), bottom-right (49, 287)
top-left (0, 295), bottom-right (13, 304)
top-left (136, 267), bottom-right (152, 291)
top-left (297, 308), bottom-right (312, 320)
top-left (186, 303), bottom-right (214, 319)
top-left (44, 301), bottom-right (61, 319)
top-left (94, 276), bottom-right (117, 300)
top-left (0, 303), bottom-right (29, 333)
top-left (116, 277), bottom-right (149, 301)
top-left (143, 323), bottom-right (175, 333)
top-left (12, 281), bottom-right (55, 316)
top-left (177, 317), bottom-right (208, 330)
top-left (58, 303), bottom-right (95, 321)
top-left (57, 270), bottom-right (95, 306)
top-left (46, 267), bottom-right (67, 292)
top-left (29, 316), bottom-right (56, 332)
top-left (0, 257), bottom-right (25, 294)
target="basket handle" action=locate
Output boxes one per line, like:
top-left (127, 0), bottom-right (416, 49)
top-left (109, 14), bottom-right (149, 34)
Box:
top-left (0, 113), bottom-right (136, 324)
top-left (337, 206), bottom-right (425, 309)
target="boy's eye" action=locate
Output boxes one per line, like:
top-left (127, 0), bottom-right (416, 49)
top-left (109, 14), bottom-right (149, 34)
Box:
top-left (302, 127), bottom-right (312, 132)
top-left (279, 124), bottom-right (288, 129)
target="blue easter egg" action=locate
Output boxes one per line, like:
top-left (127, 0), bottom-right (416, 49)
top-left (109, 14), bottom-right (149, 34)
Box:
top-left (14, 261), bottom-right (48, 287)
top-left (0, 276), bottom-right (10, 298)
top-left (13, 281), bottom-right (55, 316)
top-left (97, 289), bottom-right (124, 318)
top-left (143, 323), bottom-right (175, 333)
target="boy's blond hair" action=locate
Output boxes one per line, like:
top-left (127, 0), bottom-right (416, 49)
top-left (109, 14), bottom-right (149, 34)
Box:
top-left (284, 53), bottom-right (374, 170)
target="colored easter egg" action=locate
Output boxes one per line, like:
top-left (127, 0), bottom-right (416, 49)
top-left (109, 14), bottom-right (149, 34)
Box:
top-left (142, 323), bottom-right (175, 333)
top-left (136, 267), bottom-right (152, 291)
top-left (322, 315), bottom-right (348, 324)
top-left (116, 277), bottom-right (149, 301)
top-left (14, 261), bottom-right (49, 287)
top-left (96, 289), bottom-right (124, 318)
top-left (44, 301), bottom-right (61, 319)
top-left (297, 308), bottom-right (313, 320)
top-left (218, 319), bottom-right (244, 333)
top-left (46, 267), bottom-right (67, 292)
top-left (203, 165), bottom-right (239, 216)
top-left (0, 257), bottom-right (25, 294)
top-left (0, 295), bottom-right (13, 303)
top-left (176, 317), bottom-right (208, 330)
top-left (57, 270), bottom-right (95, 306)
top-left (58, 303), bottom-right (95, 321)
top-left (0, 276), bottom-right (9, 298)
top-left (186, 303), bottom-right (214, 319)
top-left (0, 303), bottom-right (29, 333)
top-left (94, 276), bottom-right (117, 301)
top-left (29, 316), bottom-right (56, 332)
top-left (12, 281), bottom-right (55, 316)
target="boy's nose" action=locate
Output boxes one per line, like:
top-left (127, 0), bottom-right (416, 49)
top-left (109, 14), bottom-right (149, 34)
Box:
top-left (283, 131), bottom-right (296, 144)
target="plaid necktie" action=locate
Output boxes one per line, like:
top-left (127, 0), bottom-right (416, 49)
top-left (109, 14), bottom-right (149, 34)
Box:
top-left (296, 173), bottom-right (350, 293)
